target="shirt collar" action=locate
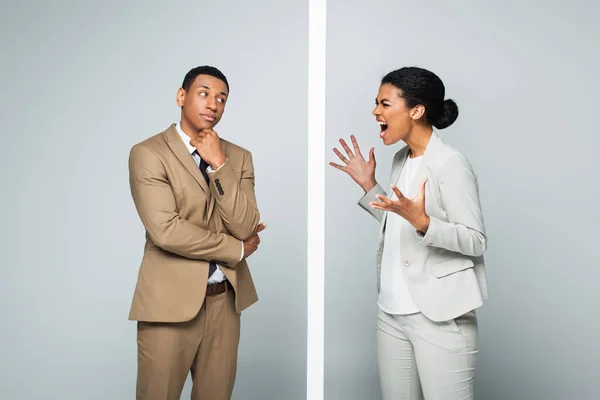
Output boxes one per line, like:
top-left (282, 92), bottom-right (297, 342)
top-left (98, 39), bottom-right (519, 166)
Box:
top-left (175, 122), bottom-right (197, 155)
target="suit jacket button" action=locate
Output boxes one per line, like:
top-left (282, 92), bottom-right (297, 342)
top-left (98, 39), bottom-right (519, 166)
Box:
top-left (404, 260), bottom-right (411, 266)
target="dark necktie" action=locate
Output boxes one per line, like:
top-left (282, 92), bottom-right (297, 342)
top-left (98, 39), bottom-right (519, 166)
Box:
top-left (194, 151), bottom-right (217, 278)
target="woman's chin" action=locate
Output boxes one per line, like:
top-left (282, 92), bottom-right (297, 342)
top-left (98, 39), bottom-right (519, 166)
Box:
top-left (380, 130), bottom-right (397, 145)
top-left (380, 129), bottom-right (389, 144)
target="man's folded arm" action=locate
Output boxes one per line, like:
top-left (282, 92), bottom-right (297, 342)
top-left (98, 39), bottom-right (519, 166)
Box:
top-left (208, 151), bottom-right (260, 240)
top-left (129, 144), bottom-right (242, 267)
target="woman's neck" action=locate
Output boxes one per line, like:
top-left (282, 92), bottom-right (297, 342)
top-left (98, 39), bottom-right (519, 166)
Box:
top-left (404, 125), bottom-right (433, 158)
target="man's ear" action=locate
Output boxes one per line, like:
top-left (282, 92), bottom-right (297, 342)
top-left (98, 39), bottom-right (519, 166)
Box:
top-left (176, 88), bottom-right (186, 107)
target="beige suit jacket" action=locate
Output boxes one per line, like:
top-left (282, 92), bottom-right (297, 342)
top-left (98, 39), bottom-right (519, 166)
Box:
top-left (359, 132), bottom-right (489, 322)
top-left (128, 124), bottom-right (260, 322)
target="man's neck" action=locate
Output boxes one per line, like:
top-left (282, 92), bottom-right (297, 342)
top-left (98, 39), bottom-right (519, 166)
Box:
top-left (179, 119), bottom-right (198, 139)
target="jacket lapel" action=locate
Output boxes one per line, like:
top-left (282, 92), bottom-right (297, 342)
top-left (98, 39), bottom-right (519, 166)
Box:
top-left (389, 147), bottom-right (409, 192)
top-left (407, 131), bottom-right (442, 197)
top-left (165, 124), bottom-right (209, 195)
top-left (380, 147), bottom-right (410, 232)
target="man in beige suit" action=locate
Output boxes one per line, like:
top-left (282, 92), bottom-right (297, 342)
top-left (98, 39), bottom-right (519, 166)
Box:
top-left (128, 66), bottom-right (265, 400)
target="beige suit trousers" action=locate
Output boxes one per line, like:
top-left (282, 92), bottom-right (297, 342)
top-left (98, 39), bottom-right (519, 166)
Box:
top-left (136, 289), bottom-right (240, 400)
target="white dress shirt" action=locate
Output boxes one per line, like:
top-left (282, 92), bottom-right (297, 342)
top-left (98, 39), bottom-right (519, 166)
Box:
top-left (378, 154), bottom-right (423, 315)
top-left (175, 122), bottom-right (244, 284)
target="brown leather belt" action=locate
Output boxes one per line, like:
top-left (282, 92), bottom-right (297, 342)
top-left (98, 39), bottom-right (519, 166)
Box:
top-left (206, 280), bottom-right (232, 296)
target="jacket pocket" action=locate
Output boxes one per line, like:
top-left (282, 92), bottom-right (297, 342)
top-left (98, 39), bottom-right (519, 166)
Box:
top-left (431, 257), bottom-right (474, 278)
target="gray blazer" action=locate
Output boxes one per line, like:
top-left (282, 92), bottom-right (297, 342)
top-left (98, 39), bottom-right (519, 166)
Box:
top-left (359, 132), bottom-right (488, 322)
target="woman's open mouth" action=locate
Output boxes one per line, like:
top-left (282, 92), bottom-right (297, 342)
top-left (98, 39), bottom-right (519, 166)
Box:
top-left (378, 121), bottom-right (388, 138)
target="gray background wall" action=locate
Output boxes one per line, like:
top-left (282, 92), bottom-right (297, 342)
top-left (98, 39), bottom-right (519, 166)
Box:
top-left (3, 1), bottom-right (599, 399)
top-left (325, 1), bottom-right (599, 399)
top-left (0, 1), bottom-right (307, 399)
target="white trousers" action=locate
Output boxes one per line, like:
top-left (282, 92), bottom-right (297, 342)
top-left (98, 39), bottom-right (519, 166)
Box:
top-left (376, 309), bottom-right (478, 400)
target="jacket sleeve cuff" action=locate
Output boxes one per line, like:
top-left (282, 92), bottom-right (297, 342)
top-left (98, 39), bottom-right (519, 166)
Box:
top-left (358, 184), bottom-right (386, 210)
top-left (415, 215), bottom-right (442, 246)
top-left (207, 158), bottom-right (228, 173)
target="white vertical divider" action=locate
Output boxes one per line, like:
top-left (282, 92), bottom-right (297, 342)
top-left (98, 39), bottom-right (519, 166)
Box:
top-left (307, 0), bottom-right (326, 399)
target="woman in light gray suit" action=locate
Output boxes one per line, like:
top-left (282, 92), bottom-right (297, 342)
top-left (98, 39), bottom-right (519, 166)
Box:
top-left (330, 67), bottom-right (488, 400)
